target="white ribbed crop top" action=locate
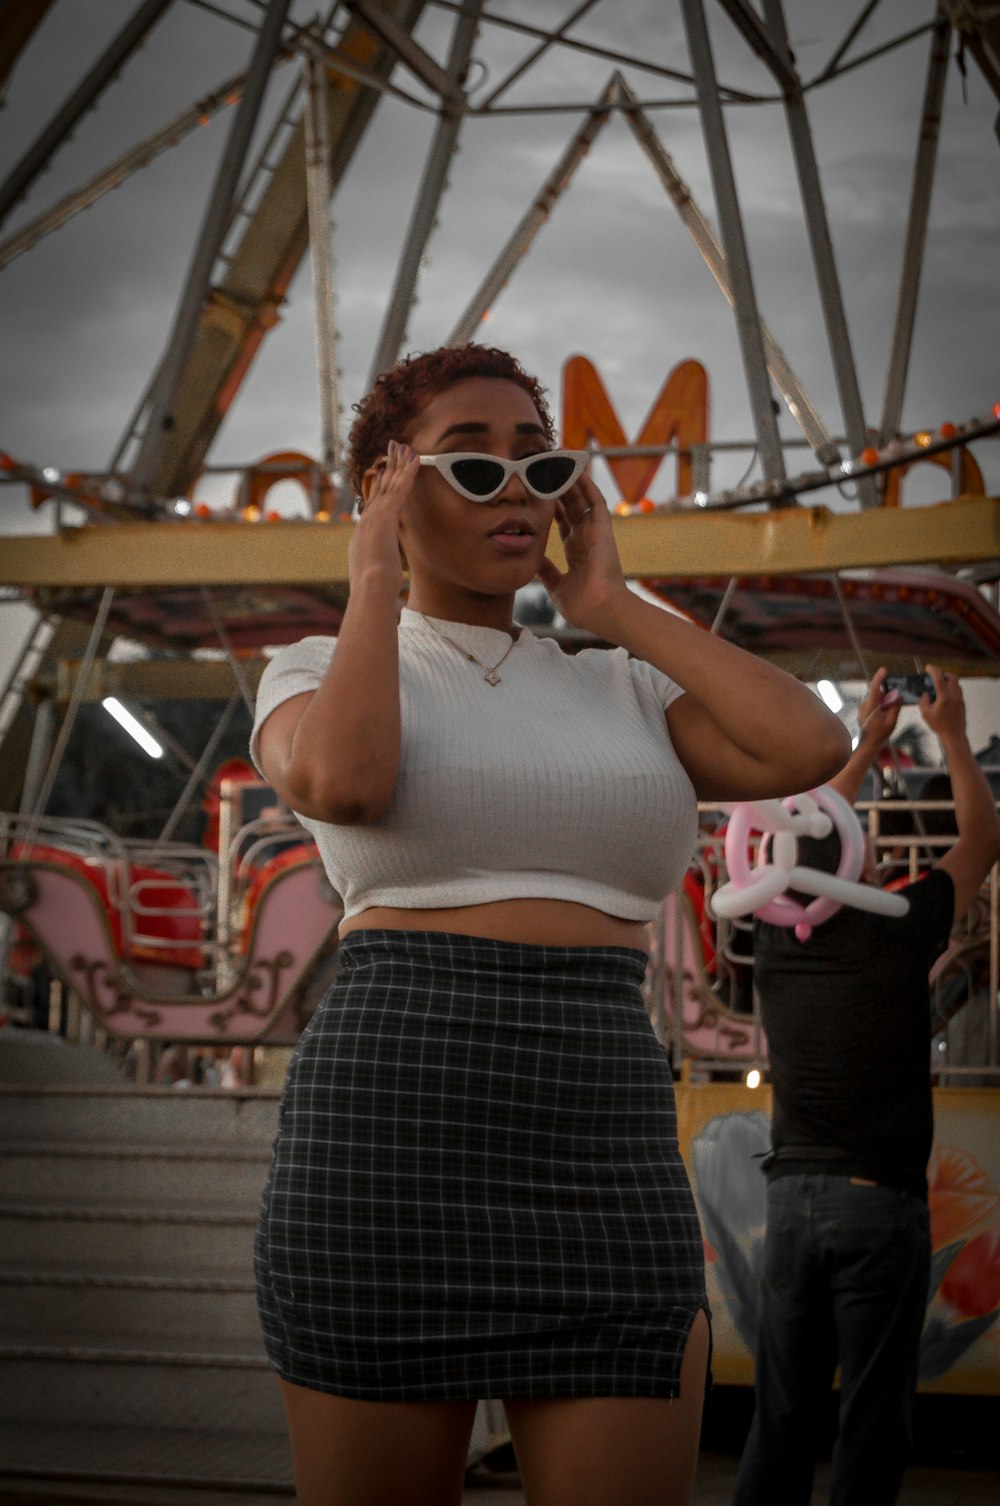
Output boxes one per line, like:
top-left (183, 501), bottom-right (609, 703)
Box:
top-left (250, 608), bottom-right (697, 923)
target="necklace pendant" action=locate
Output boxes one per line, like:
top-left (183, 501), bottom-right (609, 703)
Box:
top-left (484, 668), bottom-right (501, 686)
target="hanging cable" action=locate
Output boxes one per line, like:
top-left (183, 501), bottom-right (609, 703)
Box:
top-left (830, 572), bottom-right (871, 687)
top-left (158, 691), bottom-right (241, 842)
top-left (710, 576), bottom-right (740, 636)
top-left (199, 588), bottom-right (258, 716)
top-left (831, 571), bottom-right (931, 847)
top-left (21, 587), bottom-right (116, 852)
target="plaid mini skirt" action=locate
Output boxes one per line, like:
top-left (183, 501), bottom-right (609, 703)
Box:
top-left (254, 929), bottom-right (707, 1401)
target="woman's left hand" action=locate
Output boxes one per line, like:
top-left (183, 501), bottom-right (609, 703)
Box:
top-left (536, 473), bottom-right (629, 635)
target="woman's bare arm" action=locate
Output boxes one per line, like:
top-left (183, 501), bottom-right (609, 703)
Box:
top-left (539, 475), bottom-right (850, 801)
top-left (613, 593), bottom-right (849, 799)
top-left (257, 574), bottom-right (402, 823)
top-left (257, 444), bottom-right (419, 824)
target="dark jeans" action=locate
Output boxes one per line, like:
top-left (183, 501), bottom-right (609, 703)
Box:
top-left (733, 1172), bottom-right (930, 1506)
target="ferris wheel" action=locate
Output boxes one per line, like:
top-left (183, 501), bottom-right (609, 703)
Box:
top-left (1, 2), bottom-right (997, 510)
top-left (0, 0), bottom-right (998, 805)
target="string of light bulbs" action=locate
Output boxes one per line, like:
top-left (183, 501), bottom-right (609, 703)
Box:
top-left (2, 403), bottom-right (998, 523)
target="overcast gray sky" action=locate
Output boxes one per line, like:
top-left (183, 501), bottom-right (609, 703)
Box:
top-left (0, 0), bottom-right (998, 525)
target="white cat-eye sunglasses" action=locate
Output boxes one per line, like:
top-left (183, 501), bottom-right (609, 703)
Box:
top-left (417, 449), bottom-right (589, 503)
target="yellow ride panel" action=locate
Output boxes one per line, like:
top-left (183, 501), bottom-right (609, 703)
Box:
top-left (1, 496), bottom-right (998, 590)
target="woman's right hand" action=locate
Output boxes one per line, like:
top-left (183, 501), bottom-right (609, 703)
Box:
top-left (261, 442), bottom-right (413, 823)
top-left (349, 440), bottom-right (418, 591)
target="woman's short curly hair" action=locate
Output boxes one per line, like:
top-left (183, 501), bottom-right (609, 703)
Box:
top-left (346, 344), bottom-right (555, 495)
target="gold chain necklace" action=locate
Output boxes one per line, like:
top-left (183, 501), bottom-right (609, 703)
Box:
top-left (420, 613), bottom-right (518, 686)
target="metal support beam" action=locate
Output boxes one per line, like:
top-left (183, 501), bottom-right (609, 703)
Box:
top-left (714, 0), bottom-right (799, 94)
top-left (879, 10), bottom-right (951, 443)
top-left (812, 0), bottom-right (885, 85)
top-left (0, 619), bottom-right (116, 811)
top-left (760, 0), bottom-right (877, 506)
top-left (447, 75), bottom-right (617, 345)
top-left (23, 589), bottom-right (115, 832)
top-left (304, 46), bottom-right (345, 474)
top-left (0, 612), bottom-right (54, 744)
top-left (0, 0), bottom-right (57, 97)
top-left (432, 0), bottom-right (760, 99)
top-left (680, 0), bottom-right (786, 486)
top-left (479, 0), bottom-right (600, 110)
top-left (130, 0), bottom-right (294, 497)
top-left (950, 0), bottom-right (1000, 127)
top-left (106, 59), bottom-right (306, 478)
top-left (346, 0), bottom-right (465, 103)
top-left (618, 76), bottom-right (837, 466)
top-left (368, 0), bottom-right (483, 382)
top-left (810, 18), bottom-right (940, 89)
top-left (0, 0), bottom-right (175, 230)
top-left (0, 64), bottom-right (270, 273)
top-left (121, 1), bottom-right (428, 503)
top-left (17, 695), bottom-right (56, 819)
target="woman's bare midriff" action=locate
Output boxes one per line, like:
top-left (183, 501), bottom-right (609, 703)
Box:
top-left (339, 897), bottom-right (649, 952)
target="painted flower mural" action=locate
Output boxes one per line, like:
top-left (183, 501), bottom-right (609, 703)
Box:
top-left (691, 1114), bottom-right (1000, 1386)
top-left (920, 1143), bottom-right (1000, 1381)
top-left (940, 1229), bottom-right (1000, 1318)
top-left (691, 1109), bottom-right (770, 1356)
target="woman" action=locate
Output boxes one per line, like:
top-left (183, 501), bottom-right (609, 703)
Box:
top-left (251, 344), bottom-right (848, 1506)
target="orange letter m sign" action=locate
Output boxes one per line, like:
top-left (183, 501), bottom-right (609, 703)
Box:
top-left (561, 355), bottom-right (709, 504)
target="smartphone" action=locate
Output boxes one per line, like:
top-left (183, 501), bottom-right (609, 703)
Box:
top-left (882, 673), bottom-right (936, 705)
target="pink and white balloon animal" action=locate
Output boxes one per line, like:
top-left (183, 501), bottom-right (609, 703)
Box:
top-left (709, 786), bottom-right (909, 942)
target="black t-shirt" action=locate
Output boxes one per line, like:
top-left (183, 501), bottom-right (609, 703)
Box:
top-left (753, 867), bottom-right (954, 1200)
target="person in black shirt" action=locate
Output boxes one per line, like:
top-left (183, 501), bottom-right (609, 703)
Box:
top-left (733, 664), bottom-right (1000, 1506)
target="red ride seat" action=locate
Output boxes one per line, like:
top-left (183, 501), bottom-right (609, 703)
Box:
top-left (234, 843), bottom-right (315, 955)
top-left (11, 843), bottom-right (203, 971)
top-left (682, 867), bottom-right (717, 977)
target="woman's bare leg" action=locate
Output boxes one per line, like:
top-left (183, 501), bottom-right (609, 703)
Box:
top-left (504, 1308), bottom-right (710, 1506)
top-left (278, 1380), bottom-right (477, 1506)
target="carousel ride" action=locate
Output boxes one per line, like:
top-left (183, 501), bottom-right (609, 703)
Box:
top-left (0, 0), bottom-right (998, 1073)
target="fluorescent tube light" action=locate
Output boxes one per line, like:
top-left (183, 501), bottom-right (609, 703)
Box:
top-left (102, 697), bottom-right (164, 759)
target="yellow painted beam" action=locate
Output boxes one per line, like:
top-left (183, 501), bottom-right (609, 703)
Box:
top-left (45, 658), bottom-right (268, 703)
top-left (610, 495), bottom-right (1000, 578)
top-left (0, 519), bottom-right (354, 588)
top-left (39, 645), bottom-right (1000, 699)
top-left (1, 496), bottom-right (998, 589)
top-left (743, 648), bottom-right (1000, 680)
